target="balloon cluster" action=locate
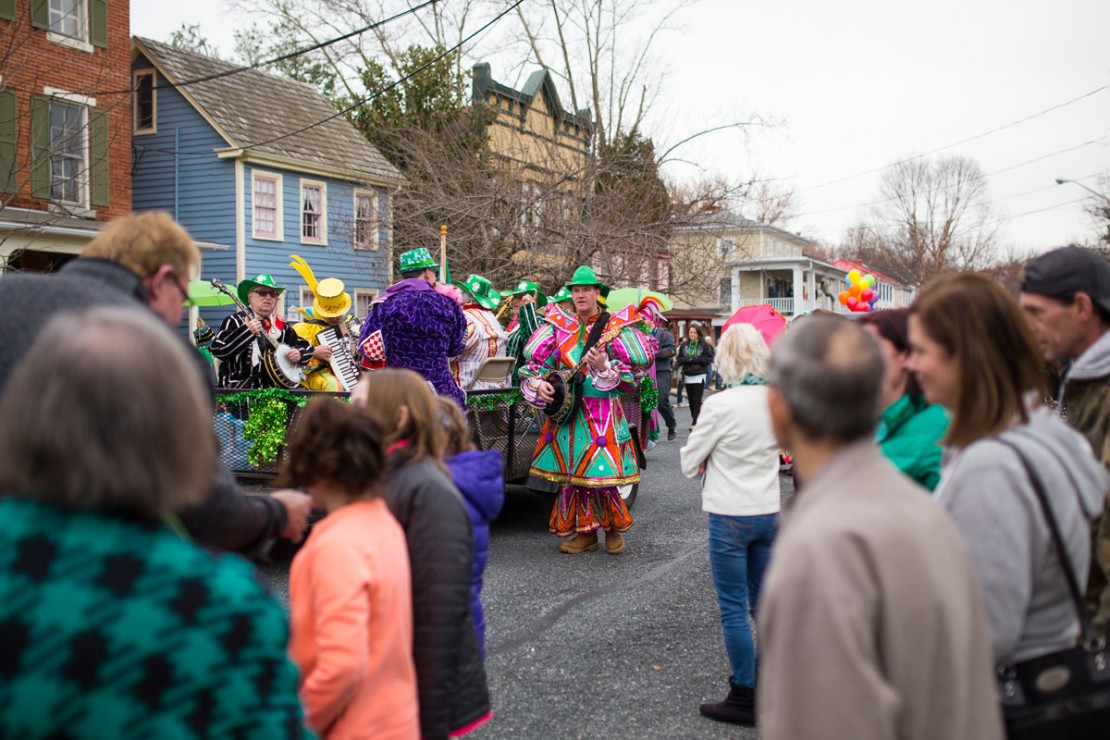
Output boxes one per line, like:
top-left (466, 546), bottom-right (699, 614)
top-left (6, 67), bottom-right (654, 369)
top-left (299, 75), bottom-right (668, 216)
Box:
top-left (838, 269), bottom-right (878, 313)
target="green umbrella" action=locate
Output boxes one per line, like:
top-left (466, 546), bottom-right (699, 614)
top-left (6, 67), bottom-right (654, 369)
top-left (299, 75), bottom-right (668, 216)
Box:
top-left (185, 280), bottom-right (238, 307)
top-left (605, 287), bottom-right (674, 313)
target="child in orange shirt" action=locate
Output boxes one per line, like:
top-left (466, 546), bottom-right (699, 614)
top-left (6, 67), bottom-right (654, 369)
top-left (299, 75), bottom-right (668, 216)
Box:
top-left (279, 399), bottom-right (418, 739)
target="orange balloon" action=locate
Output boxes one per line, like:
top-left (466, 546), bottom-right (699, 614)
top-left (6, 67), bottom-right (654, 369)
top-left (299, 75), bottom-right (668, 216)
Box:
top-left (848, 284), bottom-right (861, 298)
top-left (838, 291), bottom-right (850, 305)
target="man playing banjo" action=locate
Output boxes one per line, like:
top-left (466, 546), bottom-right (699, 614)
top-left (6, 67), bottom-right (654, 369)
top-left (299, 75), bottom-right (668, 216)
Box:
top-left (211, 273), bottom-right (311, 389)
top-left (519, 266), bottom-right (655, 555)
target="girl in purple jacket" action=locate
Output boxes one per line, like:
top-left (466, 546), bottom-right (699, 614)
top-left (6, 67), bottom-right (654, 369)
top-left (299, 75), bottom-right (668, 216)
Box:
top-left (438, 398), bottom-right (504, 657)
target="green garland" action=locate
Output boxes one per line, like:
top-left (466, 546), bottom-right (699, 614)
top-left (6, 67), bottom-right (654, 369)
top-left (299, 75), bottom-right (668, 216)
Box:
top-left (466, 388), bottom-right (523, 410)
top-left (215, 389), bottom-right (314, 466)
top-left (638, 375), bottom-right (659, 412)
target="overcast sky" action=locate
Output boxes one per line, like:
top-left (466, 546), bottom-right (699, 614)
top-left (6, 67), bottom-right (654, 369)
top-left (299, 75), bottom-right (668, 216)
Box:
top-left (131, 0), bottom-right (1110, 256)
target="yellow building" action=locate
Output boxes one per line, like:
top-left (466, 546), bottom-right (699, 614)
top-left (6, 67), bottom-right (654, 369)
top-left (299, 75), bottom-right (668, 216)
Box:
top-left (472, 63), bottom-right (593, 279)
top-left (669, 208), bottom-right (848, 326)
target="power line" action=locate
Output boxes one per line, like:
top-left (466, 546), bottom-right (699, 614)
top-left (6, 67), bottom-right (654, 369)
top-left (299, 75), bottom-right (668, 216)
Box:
top-left (788, 85), bottom-right (1108, 196)
top-left (87, 0), bottom-right (441, 98)
top-left (139, 0), bottom-right (524, 157)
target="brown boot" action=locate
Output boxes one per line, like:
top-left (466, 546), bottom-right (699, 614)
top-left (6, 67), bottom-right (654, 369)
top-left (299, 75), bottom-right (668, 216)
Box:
top-left (605, 530), bottom-right (625, 554)
top-left (559, 531), bottom-right (598, 554)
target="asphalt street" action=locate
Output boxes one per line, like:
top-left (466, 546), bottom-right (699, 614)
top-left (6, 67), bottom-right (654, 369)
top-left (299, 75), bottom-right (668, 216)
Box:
top-left (259, 397), bottom-right (792, 739)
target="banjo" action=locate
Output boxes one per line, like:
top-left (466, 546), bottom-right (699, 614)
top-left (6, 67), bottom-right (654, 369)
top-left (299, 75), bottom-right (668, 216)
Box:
top-left (210, 278), bottom-right (305, 389)
top-left (543, 313), bottom-right (623, 426)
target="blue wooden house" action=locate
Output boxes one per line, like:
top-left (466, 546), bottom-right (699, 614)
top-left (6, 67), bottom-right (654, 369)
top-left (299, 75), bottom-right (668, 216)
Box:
top-left (130, 37), bottom-right (404, 326)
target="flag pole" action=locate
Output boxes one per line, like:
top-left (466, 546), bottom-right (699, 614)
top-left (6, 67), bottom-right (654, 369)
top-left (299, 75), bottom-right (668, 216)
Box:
top-left (440, 224), bottom-right (448, 283)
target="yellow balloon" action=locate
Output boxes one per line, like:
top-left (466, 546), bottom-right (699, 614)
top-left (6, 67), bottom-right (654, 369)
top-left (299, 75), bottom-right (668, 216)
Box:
top-left (847, 269), bottom-right (861, 285)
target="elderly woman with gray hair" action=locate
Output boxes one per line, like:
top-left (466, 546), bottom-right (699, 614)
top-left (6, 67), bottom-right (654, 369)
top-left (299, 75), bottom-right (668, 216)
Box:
top-left (680, 324), bottom-right (781, 727)
top-left (0, 307), bottom-right (308, 738)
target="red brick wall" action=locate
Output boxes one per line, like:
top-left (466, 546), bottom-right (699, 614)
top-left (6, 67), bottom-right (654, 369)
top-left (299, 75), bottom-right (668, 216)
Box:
top-left (0, 0), bottom-right (132, 220)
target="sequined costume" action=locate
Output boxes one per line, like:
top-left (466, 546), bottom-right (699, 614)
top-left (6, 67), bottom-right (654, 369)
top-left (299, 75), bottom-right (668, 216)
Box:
top-left (451, 304), bottom-right (508, 391)
top-left (519, 306), bottom-right (654, 536)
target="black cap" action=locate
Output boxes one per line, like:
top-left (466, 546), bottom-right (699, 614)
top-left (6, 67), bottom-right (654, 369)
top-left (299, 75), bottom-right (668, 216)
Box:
top-left (1022, 246), bottom-right (1110, 314)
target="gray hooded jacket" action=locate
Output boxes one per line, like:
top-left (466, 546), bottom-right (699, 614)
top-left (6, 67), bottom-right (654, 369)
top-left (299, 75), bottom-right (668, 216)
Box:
top-left (935, 406), bottom-right (1109, 664)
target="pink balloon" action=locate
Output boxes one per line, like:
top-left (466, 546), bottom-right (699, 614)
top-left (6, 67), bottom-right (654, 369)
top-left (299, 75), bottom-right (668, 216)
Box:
top-left (860, 287), bottom-right (874, 303)
top-left (846, 296), bottom-right (860, 310)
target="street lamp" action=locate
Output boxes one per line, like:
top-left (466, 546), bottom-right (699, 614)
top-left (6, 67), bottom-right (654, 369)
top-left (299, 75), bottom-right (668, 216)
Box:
top-left (1055, 177), bottom-right (1110, 204)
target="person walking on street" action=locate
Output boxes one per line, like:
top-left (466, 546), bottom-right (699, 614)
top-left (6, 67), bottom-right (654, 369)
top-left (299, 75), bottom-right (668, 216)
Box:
top-left (653, 319), bottom-right (677, 441)
top-left (680, 324), bottom-right (781, 727)
top-left (675, 324), bottom-right (714, 427)
top-left (520, 266), bottom-right (655, 555)
top-left (1021, 245), bottom-right (1110, 639)
top-left (758, 315), bottom-right (1004, 740)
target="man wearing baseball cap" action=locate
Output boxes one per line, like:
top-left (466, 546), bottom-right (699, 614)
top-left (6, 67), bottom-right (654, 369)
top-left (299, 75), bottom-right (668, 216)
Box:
top-left (1021, 244), bottom-right (1110, 638)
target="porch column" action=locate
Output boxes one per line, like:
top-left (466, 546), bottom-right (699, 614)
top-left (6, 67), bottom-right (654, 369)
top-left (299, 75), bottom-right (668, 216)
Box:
top-left (731, 266), bottom-right (741, 312)
top-left (807, 270), bottom-right (816, 313)
top-left (792, 268), bottom-right (803, 316)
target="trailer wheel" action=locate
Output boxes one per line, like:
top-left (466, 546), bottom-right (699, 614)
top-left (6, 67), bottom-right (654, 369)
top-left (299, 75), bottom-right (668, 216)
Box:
top-left (617, 482), bottom-right (638, 509)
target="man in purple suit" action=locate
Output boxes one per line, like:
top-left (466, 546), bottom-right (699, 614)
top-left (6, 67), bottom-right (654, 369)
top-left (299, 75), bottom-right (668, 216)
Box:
top-left (359, 247), bottom-right (467, 407)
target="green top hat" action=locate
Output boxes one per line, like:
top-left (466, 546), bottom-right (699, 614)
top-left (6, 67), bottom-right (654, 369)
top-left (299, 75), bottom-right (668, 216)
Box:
top-left (398, 247), bottom-right (439, 274)
top-left (565, 265), bottom-right (606, 291)
top-left (551, 286), bottom-right (572, 303)
top-left (453, 274), bottom-right (501, 311)
top-left (237, 273), bottom-right (285, 306)
top-left (507, 279), bottom-right (547, 308)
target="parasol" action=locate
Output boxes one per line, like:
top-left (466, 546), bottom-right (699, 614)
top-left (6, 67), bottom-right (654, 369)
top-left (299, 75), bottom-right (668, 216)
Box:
top-left (722, 304), bottom-right (787, 347)
top-left (185, 280), bottom-right (238, 307)
top-left (605, 287), bottom-right (674, 313)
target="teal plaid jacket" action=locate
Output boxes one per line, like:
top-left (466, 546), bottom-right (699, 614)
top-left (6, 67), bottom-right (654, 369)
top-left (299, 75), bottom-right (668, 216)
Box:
top-left (0, 498), bottom-right (310, 739)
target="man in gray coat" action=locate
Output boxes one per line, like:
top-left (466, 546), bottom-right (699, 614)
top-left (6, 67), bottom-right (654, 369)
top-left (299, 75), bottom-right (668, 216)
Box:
top-left (757, 316), bottom-right (1002, 740)
top-left (0, 212), bottom-right (310, 558)
top-left (653, 322), bottom-right (677, 440)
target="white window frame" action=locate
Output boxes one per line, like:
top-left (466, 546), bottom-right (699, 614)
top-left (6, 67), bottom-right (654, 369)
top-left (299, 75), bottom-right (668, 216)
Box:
top-left (297, 287), bottom-right (314, 318)
top-left (251, 171), bottom-right (283, 241)
top-left (132, 69), bottom-right (157, 135)
top-left (44, 89), bottom-right (91, 209)
top-left (47, 0), bottom-right (92, 52)
top-left (353, 188), bottom-right (378, 251)
top-left (716, 237), bottom-right (736, 259)
top-left (718, 276), bottom-right (732, 305)
top-left (354, 288), bottom-right (378, 319)
top-left (299, 179), bottom-right (327, 246)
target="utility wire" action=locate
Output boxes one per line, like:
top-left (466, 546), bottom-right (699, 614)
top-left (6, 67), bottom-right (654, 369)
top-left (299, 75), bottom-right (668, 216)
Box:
top-left (138, 0), bottom-right (524, 157)
top-left (788, 85), bottom-right (1108, 196)
top-left (84, 0), bottom-right (441, 97)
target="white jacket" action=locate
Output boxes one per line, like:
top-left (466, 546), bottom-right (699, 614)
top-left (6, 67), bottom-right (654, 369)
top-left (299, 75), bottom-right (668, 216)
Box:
top-left (680, 385), bottom-right (781, 516)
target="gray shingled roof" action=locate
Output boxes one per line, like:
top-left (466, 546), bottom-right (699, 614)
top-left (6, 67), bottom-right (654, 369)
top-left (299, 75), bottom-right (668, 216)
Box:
top-left (674, 208), bottom-right (814, 247)
top-left (134, 37), bottom-right (403, 186)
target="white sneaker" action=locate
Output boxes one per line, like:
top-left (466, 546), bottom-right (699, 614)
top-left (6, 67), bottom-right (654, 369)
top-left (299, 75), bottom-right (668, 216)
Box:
top-left (645, 440), bottom-right (657, 452)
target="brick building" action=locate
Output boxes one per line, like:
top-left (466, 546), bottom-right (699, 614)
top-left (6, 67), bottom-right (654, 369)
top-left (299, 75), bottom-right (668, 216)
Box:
top-left (0, 0), bottom-right (132, 272)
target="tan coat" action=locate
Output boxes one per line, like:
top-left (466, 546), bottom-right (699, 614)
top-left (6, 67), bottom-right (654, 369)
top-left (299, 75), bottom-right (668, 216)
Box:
top-left (757, 441), bottom-right (1004, 740)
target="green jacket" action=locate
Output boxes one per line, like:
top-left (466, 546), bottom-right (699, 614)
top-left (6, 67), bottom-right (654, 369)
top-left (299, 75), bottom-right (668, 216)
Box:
top-left (875, 394), bottom-right (948, 492)
top-left (0, 498), bottom-right (310, 739)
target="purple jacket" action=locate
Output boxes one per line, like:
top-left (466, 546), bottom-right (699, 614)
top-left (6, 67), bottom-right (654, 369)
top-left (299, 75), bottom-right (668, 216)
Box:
top-left (444, 449), bottom-right (504, 658)
top-left (359, 279), bottom-right (467, 407)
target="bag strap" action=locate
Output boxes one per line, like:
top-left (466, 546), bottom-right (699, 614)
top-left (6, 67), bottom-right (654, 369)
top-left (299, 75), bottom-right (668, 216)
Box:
top-left (995, 438), bottom-right (1100, 646)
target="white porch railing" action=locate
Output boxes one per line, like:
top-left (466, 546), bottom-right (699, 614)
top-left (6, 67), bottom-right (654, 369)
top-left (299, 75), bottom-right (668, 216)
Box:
top-left (739, 297), bottom-right (795, 315)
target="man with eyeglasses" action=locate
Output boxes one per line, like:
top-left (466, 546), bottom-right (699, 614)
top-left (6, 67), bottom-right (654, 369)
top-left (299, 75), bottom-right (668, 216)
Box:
top-left (0, 212), bottom-right (311, 560)
top-left (211, 273), bottom-right (311, 389)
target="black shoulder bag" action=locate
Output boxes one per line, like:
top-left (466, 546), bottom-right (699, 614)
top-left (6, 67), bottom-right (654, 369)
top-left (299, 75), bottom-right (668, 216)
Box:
top-left (995, 438), bottom-right (1110, 740)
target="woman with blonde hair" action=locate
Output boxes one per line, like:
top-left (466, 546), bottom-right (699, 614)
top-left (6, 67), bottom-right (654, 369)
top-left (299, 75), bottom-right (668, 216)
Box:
top-left (908, 273), bottom-right (1107, 668)
top-left (680, 323), bottom-right (781, 727)
top-left (351, 370), bottom-right (491, 738)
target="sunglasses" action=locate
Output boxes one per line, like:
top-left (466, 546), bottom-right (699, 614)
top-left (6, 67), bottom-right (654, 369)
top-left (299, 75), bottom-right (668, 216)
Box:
top-left (253, 289), bottom-right (280, 298)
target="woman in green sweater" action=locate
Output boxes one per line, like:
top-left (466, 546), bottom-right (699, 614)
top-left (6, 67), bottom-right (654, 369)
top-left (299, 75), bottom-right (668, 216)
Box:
top-left (0, 308), bottom-right (308, 739)
top-left (861, 308), bottom-right (949, 491)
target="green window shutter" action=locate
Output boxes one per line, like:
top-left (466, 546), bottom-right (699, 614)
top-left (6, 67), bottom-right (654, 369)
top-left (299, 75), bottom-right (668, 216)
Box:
top-left (0, 0), bottom-right (16, 22)
top-left (89, 107), bottom-right (109, 207)
top-left (0, 91), bottom-right (17, 193)
top-left (30, 0), bottom-right (47, 30)
top-left (30, 95), bottom-right (50, 199)
top-left (90, 0), bottom-right (107, 48)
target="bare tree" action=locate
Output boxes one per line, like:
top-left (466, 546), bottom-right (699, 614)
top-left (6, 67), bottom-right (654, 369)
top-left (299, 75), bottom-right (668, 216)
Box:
top-left (1086, 171), bottom-right (1110, 252)
top-left (861, 155), bottom-right (1000, 285)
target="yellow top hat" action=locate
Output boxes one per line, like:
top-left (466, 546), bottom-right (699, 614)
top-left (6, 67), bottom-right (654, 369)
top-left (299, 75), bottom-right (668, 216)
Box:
top-left (313, 277), bottom-right (352, 318)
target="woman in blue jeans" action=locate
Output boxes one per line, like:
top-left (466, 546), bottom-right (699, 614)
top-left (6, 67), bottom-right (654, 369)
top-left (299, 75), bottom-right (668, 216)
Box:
top-left (679, 324), bottom-right (781, 727)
